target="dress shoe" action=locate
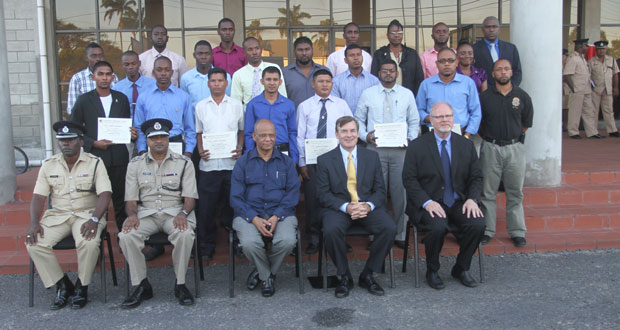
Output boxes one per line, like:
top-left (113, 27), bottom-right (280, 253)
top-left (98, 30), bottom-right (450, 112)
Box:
top-left (144, 245), bottom-right (165, 261)
top-left (426, 271), bottom-right (445, 290)
top-left (569, 135), bottom-right (581, 139)
top-left (50, 274), bottom-right (75, 310)
top-left (261, 274), bottom-right (276, 297)
top-left (512, 236), bottom-right (527, 247)
top-left (609, 132), bottom-right (620, 137)
top-left (71, 279), bottom-right (88, 309)
top-left (588, 134), bottom-right (605, 139)
top-left (347, 242), bottom-right (353, 252)
top-left (201, 246), bottom-right (215, 260)
top-left (246, 268), bottom-right (260, 290)
top-left (358, 273), bottom-right (385, 296)
top-left (480, 235), bottom-right (491, 245)
top-left (334, 275), bottom-right (354, 298)
top-left (174, 282), bottom-right (195, 306)
top-left (394, 240), bottom-right (406, 249)
top-left (451, 267), bottom-right (478, 288)
top-left (121, 278), bottom-right (153, 309)
top-left (305, 242), bottom-right (318, 255)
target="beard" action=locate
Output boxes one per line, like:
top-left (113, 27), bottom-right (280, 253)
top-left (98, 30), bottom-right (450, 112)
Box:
top-left (496, 77), bottom-right (511, 85)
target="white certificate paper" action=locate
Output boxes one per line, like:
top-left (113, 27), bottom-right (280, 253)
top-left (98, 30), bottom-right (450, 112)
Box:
top-left (429, 123), bottom-right (461, 135)
top-left (169, 142), bottom-right (183, 155)
top-left (374, 122), bottom-right (408, 147)
top-left (97, 118), bottom-right (132, 144)
top-left (305, 138), bottom-right (338, 165)
top-left (202, 131), bottom-right (237, 159)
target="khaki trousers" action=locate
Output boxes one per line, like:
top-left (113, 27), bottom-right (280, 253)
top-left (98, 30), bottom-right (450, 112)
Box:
top-left (591, 92), bottom-right (618, 134)
top-left (26, 216), bottom-right (106, 288)
top-left (118, 212), bottom-right (195, 286)
top-left (567, 92), bottom-right (599, 137)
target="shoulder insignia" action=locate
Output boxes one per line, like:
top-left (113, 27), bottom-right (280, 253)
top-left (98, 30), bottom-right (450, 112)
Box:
top-left (174, 153), bottom-right (191, 161)
top-left (130, 154), bottom-right (146, 162)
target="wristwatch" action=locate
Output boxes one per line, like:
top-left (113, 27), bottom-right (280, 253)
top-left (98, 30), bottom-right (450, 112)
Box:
top-left (90, 216), bottom-right (99, 223)
top-left (180, 209), bottom-right (190, 216)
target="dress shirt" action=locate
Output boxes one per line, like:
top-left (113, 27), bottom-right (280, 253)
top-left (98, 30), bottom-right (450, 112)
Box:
top-left (230, 148), bottom-right (300, 222)
top-left (180, 66), bottom-right (232, 111)
top-left (112, 75), bottom-right (156, 117)
top-left (296, 94), bottom-right (353, 166)
top-left (133, 84), bottom-right (195, 153)
top-left (420, 48), bottom-right (440, 78)
top-left (484, 38), bottom-right (500, 59)
top-left (244, 92), bottom-right (299, 164)
top-left (212, 43), bottom-right (248, 76)
top-left (325, 46), bottom-right (373, 76)
top-left (337, 145), bottom-right (375, 213)
top-left (332, 69), bottom-right (379, 114)
top-left (195, 95), bottom-right (244, 172)
top-left (355, 84), bottom-right (420, 142)
top-left (139, 47), bottom-right (188, 87)
top-left (416, 73), bottom-right (482, 135)
top-left (67, 67), bottom-right (118, 114)
top-left (422, 132), bottom-right (459, 208)
top-left (231, 61), bottom-right (287, 108)
top-left (283, 61), bottom-right (328, 109)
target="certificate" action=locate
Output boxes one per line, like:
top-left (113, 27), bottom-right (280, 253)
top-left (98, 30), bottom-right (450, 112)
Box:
top-left (202, 131), bottom-right (237, 159)
top-left (429, 123), bottom-right (461, 135)
top-left (374, 122), bottom-right (408, 147)
top-left (97, 118), bottom-right (132, 144)
top-left (305, 138), bottom-right (338, 165)
top-left (169, 142), bottom-right (183, 155)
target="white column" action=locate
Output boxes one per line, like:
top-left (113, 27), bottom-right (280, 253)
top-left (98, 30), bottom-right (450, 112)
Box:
top-left (0, 1), bottom-right (17, 204)
top-left (511, 0), bottom-right (563, 187)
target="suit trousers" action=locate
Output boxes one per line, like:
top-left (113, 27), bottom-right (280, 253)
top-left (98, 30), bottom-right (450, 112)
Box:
top-left (108, 164), bottom-right (128, 231)
top-left (367, 145), bottom-right (408, 240)
top-left (302, 164), bottom-right (321, 244)
top-left (197, 170), bottom-right (233, 249)
top-left (567, 92), bottom-right (599, 137)
top-left (26, 216), bottom-right (106, 288)
top-left (417, 201), bottom-right (485, 273)
top-left (322, 208), bottom-right (396, 276)
top-left (591, 91), bottom-right (618, 134)
top-left (118, 212), bottom-right (195, 286)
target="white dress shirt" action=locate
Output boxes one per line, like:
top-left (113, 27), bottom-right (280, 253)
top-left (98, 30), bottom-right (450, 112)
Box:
top-left (326, 46), bottom-right (373, 76)
top-left (230, 61), bottom-right (287, 108)
top-left (139, 47), bottom-right (188, 87)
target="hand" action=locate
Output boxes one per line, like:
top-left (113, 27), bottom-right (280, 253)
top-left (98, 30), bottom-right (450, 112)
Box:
top-left (356, 202), bottom-right (371, 218)
top-left (183, 152), bottom-right (192, 158)
top-left (122, 215), bottom-right (140, 233)
top-left (251, 216), bottom-right (271, 237)
top-left (266, 215), bottom-right (278, 235)
top-left (366, 130), bottom-right (377, 146)
top-left (300, 166), bottom-right (310, 180)
top-left (462, 199), bottom-right (483, 219)
top-left (346, 202), bottom-right (366, 220)
top-left (93, 139), bottom-right (114, 150)
top-left (424, 115), bottom-right (431, 123)
top-left (25, 224), bottom-right (44, 245)
top-left (173, 212), bottom-right (189, 232)
top-left (464, 132), bottom-right (471, 139)
top-left (424, 201), bottom-right (446, 218)
top-left (199, 149), bottom-right (211, 161)
top-left (129, 127), bottom-right (139, 141)
top-left (80, 220), bottom-right (99, 240)
top-left (231, 145), bottom-right (243, 160)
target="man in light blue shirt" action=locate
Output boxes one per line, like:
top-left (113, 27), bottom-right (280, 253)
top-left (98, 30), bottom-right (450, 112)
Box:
top-left (332, 44), bottom-right (379, 114)
top-left (416, 47), bottom-right (481, 138)
top-left (113, 51), bottom-right (156, 118)
top-left (355, 59), bottom-right (419, 246)
top-left (180, 40), bottom-right (231, 111)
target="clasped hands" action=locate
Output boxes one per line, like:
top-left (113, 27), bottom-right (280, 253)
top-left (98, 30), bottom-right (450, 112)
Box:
top-left (424, 199), bottom-right (482, 219)
top-left (252, 215), bottom-right (278, 237)
top-left (346, 202), bottom-right (371, 220)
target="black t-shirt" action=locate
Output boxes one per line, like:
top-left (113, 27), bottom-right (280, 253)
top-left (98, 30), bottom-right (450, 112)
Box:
top-left (479, 85), bottom-right (533, 141)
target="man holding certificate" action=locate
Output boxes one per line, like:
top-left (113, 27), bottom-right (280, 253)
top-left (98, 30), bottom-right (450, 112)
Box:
top-left (297, 69), bottom-right (352, 254)
top-left (355, 59), bottom-right (420, 249)
top-left (70, 60), bottom-right (137, 232)
top-left (194, 67), bottom-right (244, 259)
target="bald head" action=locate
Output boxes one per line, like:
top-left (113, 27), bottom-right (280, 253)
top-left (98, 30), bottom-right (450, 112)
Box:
top-left (482, 16), bottom-right (500, 42)
top-left (430, 102), bottom-right (454, 137)
top-left (253, 119), bottom-right (276, 153)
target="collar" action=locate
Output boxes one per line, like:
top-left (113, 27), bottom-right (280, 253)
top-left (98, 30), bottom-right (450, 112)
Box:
top-left (339, 144), bottom-right (357, 159)
top-left (146, 149), bottom-right (174, 163)
top-left (215, 43), bottom-right (241, 53)
top-left (153, 83), bottom-right (177, 93)
top-left (312, 94), bottom-right (332, 103)
top-left (425, 48), bottom-right (439, 54)
top-left (433, 131), bottom-right (452, 145)
top-left (59, 151), bottom-right (90, 169)
top-left (430, 73), bottom-right (464, 84)
top-left (256, 92), bottom-right (285, 105)
top-left (151, 47), bottom-right (170, 57)
top-left (206, 95), bottom-right (229, 104)
top-left (484, 38), bottom-right (498, 46)
top-left (248, 147), bottom-right (282, 161)
top-left (191, 65), bottom-right (213, 78)
top-left (345, 69), bottom-right (369, 78)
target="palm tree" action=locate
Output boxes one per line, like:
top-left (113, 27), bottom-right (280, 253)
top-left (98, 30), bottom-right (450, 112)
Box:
top-left (276, 4), bottom-right (312, 38)
top-left (101, 0), bottom-right (138, 49)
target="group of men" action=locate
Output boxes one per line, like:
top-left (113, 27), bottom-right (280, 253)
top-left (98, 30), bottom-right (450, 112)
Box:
top-left (26, 15), bottom-right (537, 309)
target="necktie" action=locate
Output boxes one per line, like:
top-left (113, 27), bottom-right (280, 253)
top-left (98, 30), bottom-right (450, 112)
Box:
top-left (490, 43), bottom-right (498, 62)
top-left (347, 153), bottom-right (359, 203)
top-left (131, 83), bottom-right (138, 118)
top-left (383, 89), bottom-right (393, 123)
top-left (252, 67), bottom-right (261, 98)
top-left (317, 99), bottom-right (328, 139)
top-left (441, 140), bottom-right (455, 207)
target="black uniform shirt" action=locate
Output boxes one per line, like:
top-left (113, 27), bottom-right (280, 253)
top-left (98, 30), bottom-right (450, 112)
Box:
top-left (479, 85), bottom-right (533, 141)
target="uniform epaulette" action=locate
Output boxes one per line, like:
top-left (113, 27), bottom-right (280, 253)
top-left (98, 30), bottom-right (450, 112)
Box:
top-left (173, 153), bottom-right (191, 161)
top-left (130, 154), bottom-right (147, 162)
top-left (84, 152), bottom-right (100, 159)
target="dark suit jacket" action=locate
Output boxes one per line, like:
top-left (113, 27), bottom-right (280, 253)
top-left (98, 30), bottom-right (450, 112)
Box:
top-left (402, 132), bottom-right (483, 224)
top-left (473, 39), bottom-right (522, 86)
top-left (70, 89), bottom-right (131, 167)
top-left (315, 146), bottom-right (386, 212)
top-left (371, 45), bottom-right (425, 96)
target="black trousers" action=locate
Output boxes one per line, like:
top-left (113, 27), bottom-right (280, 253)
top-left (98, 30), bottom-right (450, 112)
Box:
top-left (197, 170), bottom-right (233, 249)
top-left (108, 164), bottom-right (128, 230)
top-left (322, 207), bottom-right (396, 276)
top-left (302, 164), bottom-right (320, 244)
top-left (416, 200), bottom-right (485, 273)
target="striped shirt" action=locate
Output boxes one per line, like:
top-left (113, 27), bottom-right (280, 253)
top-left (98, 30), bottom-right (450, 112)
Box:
top-left (66, 67), bottom-right (118, 114)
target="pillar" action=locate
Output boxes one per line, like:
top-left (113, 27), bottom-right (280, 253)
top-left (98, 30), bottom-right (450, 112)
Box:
top-left (0, 1), bottom-right (17, 204)
top-left (223, 0), bottom-right (244, 45)
top-left (511, 0), bottom-right (563, 186)
top-left (580, 0), bottom-right (601, 42)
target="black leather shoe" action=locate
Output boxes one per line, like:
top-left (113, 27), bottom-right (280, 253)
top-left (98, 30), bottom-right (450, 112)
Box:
top-left (334, 275), bottom-right (354, 298)
top-left (261, 274), bottom-right (276, 297)
top-left (512, 237), bottom-right (527, 247)
top-left (588, 134), bottom-right (605, 139)
top-left (480, 235), bottom-right (491, 245)
top-left (246, 268), bottom-right (260, 290)
top-left (305, 243), bottom-right (318, 255)
top-left (569, 135), bottom-right (581, 139)
top-left (144, 245), bottom-right (165, 261)
top-left (50, 274), bottom-right (74, 310)
top-left (358, 273), bottom-right (385, 296)
top-left (174, 283), bottom-right (194, 306)
top-left (394, 240), bottom-right (406, 249)
top-left (71, 279), bottom-right (88, 309)
top-left (426, 271), bottom-right (445, 290)
top-left (609, 132), bottom-right (620, 137)
top-left (121, 278), bottom-right (153, 309)
top-left (451, 267), bottom-right (478, 288)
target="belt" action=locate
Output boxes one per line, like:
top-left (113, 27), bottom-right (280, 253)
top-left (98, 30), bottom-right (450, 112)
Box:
top-left (483, 137), bottom-right (519, 147)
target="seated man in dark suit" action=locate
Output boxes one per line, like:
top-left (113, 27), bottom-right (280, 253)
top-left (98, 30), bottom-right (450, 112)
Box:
top-left (316, 116), bottom-right (396, 298)
top-left (402, 102), bottom-right (485, 290)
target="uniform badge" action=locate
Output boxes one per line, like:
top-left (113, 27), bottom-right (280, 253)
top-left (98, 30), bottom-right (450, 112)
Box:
top-left (512, 97), bottom-right (520, 108)
top-left (154, 122), bottom-right (161, 130)
top-left (62, 126), bottom-right (69, 133)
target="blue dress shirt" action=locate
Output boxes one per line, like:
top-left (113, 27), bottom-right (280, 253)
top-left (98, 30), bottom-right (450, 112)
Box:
top-left (244, 92), bottom-right (299, 164)
top-left (484, 38), bottom-right (500, 59)
top-left (134, 84), bottom-right (196, 153)
top-left (332, 69), bottom-right (379, 115)
top-left (230, 148), bottom-right (300, 222)
top-left (112, 75), bottom-right (156, 117)
top-left (180, 66), bottom-right (232, 111)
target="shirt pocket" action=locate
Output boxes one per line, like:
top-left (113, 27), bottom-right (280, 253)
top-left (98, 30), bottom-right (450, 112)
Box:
top-left (138, 174), bottom-right (156, 194)
top-left (161, 175), bottom-right (181, 191)
top-left (75, 177), bottom-right (94, 193)
top-left (47, 175), bottom-right (65, 195)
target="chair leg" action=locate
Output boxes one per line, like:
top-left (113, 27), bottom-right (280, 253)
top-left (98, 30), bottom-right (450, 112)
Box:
top-left (125, 260), bottom-right (130, 298)
top-left (228, 230), bottom-right (234, 298)
top-left (100, 241), bottom-right (107, 303)
top-left (414, 228), bottom-right (420, 288)
top-left (389, 248), bottom-right (394, 288)
top-left (317, 236), bottom-right (323, 277)
top-left (29, 259), bottom-right (34, 307)
top-left (193, 236), bottom-right (200, 298)
top-left (322, 235), bottom-right (328, 292)
top-left (295, 230), bottom-right (300, 278)
top-left (402, 221), bottom-right (411, 273)
top-left (296, 229), bottom-right (304, 294)
top-left (478, 243), bottom-right (484, 283)
top-left (105, 232), bottom-right (118, 286)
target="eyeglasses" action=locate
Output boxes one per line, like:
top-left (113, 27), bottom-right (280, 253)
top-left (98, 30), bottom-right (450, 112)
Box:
top-left (389, 31), bottom-right (404, 36)
top-left (256, 133), bottom-right (276, 139)
top-left (437, 58), bottom-right (456, 64)
top-left (380, 69), bottom-right (396, 74)
top-left (431, 114), bottom-right (453, 120)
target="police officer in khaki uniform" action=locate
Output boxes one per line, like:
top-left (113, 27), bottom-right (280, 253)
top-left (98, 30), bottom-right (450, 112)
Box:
top-left (118, 118), bottom-right (198, 308)
top-left (588, 40), bottom-right (620, 137)
top-left (25, 121), bottom-right (112, 310)
top-left (563, 38), bottom-right (605, 139)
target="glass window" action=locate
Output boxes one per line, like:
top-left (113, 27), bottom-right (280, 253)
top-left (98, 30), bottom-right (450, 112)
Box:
top-left (419, 0), bottom-right (457, 26)
top-left (293, 30), bottom-right (330, 66)
top-left (375, 28), bottom-right (416, 51)
top-left (143, 0), bottom-right (182, 29)
top-left (56, 1), bottom-right (97, 30)
top-left (99, 0), bottom-right (140, 30)
top-left (288, 1), bottom-right (330, 26)
top-left (245, 0), bottom-right (287, 27)
top-left (600, 27), bottom-right (620, 59)
top-left (57, 32), bottom-right (97, 83)
top-left (376, 0), bottom-right (415, 26)
top-left (100, 32), bottom-right (137, 80)
top-left (333, 0), bottom-right (373, 26)
top-left (184, 0), bottom-right (223, 28)
top-left (501, 0), bottom-right (510, 24)
top-left (461, 0), bottom-right (498, 25)
top-left (601, 0), bottom-right (620, 25)
top-left (246, 29), bottom-right (290, 66)
top-left (184, 31), bottom-right (221, 68)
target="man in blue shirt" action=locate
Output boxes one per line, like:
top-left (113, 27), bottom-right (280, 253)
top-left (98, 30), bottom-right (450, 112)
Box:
top-left (416, 48), bottom-right (481, 138)
top-left (231, 119), bottom-right (300, 297)
top-left (283, 36), bottom-right (328, 109)
top-left (244, 66), bottom-right (299, 164)
top-left (332, 44), bottom-right (380, 114)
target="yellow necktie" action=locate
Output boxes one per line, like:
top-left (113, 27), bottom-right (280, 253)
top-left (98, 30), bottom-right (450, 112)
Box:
top-left (347, 153), bottom-right (359, 202)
